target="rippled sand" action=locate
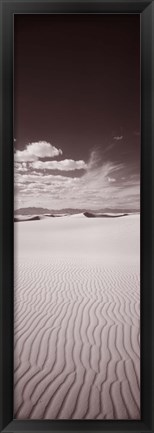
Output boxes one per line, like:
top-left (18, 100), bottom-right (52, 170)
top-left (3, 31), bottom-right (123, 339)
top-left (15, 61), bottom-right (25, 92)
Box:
top-left (14, 214), bottom-right (140, 419)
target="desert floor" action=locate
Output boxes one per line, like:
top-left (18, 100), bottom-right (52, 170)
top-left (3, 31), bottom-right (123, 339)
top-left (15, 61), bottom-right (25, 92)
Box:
top-left (14, 214), bottom-right (140, 419)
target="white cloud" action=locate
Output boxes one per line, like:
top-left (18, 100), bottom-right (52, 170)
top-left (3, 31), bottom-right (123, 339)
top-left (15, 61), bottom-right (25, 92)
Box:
top-left (14, 141), bottom-right (62, 162)
top-left (113, 136), bottom-right (123, 140)
top-left (14, 162), bottom-right (28, 172)
top-left (108, 177), bottom-right (116, 182)
top-left (87, 150), bottom-right (98, 169)
top-left (14, 172), bottom-right (78, 189)
top-left (30, 159), bottom-right (87, 171)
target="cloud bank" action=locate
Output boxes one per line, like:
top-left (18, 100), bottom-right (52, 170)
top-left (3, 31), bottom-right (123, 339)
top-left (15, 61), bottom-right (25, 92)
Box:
top-left (30, 159), bottom-right (87, 171)
top-left (14, 142), bottom-right (140, 211)
top-left (14, 160), bottom-right (139, 211)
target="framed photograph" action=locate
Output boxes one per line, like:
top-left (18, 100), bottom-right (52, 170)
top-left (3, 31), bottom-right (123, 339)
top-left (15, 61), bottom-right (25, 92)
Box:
top-left (0, 1), bottom-right (153, 433)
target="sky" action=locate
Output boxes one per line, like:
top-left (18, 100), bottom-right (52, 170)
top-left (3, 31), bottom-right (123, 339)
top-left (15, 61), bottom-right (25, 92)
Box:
top-left (14, 14), bottom-right (140, 211)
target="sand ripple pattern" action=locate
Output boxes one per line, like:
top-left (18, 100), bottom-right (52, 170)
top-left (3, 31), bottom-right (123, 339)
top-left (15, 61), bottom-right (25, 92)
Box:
top-left (14, 257), bottom-right (140, 419)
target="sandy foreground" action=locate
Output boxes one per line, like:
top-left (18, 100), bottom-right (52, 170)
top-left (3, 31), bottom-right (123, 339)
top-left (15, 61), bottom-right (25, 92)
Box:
top-left (14, 214), bottom-right (140, 419)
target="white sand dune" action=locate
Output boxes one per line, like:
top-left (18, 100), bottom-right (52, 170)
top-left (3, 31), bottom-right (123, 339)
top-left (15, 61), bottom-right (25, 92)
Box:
top-left (14, 214), bottom-right (140, 419)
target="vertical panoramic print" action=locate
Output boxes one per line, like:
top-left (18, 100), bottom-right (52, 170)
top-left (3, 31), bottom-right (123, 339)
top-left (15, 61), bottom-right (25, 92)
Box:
top-left (14, 14), bottom-right (140, 419)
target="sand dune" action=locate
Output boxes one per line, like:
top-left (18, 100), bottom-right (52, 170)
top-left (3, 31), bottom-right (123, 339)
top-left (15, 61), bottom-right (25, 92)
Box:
top-left (14, 215), bottom-right (140, 419)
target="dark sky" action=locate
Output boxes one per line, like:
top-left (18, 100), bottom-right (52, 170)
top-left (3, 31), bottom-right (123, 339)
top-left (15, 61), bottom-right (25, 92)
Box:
top-left (14, 14), bottom-right (140, 210)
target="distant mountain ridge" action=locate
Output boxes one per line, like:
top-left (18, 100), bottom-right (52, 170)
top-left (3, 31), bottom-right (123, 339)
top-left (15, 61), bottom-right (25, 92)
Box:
top-left (83, 212), bottom-right (128, 218)
top-left (14, 207), bottom-right (139, 216)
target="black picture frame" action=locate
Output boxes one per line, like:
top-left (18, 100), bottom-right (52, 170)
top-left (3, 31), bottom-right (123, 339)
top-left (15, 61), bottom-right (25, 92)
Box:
top-left (0, 1), bottom-right (153, 432)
